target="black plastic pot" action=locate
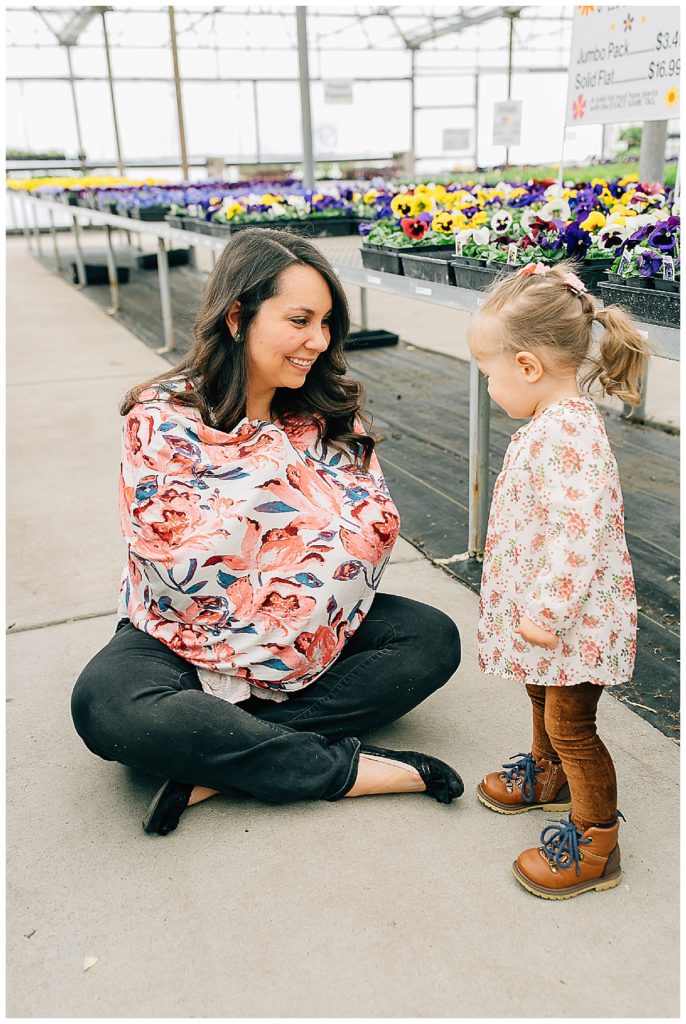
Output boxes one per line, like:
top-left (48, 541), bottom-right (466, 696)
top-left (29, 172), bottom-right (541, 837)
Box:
top-left (183, 218), bottom-right (218, 235)
top-left (164, 215), bottom-right (188, 230)
top-left (137, 249), bottom-right (190, 270)
top-left (400, 251), bottom-right (457, 285)
top-left (361, 243), bottom-right (451, 276)
top-left (131, 205), bottom-right (171, 221)
top-left (598, 281), bottom-right (680, 327)
top-left (654, 278), bottom-right (680, 293)
top-left (71, 262), bottom-right (131, 285)
top-left (575, 257), bottom-right (615, 295)
top-left (344, 329), bottom-right (399, 351)
top-left (450, 258), bottom-right (515, 291)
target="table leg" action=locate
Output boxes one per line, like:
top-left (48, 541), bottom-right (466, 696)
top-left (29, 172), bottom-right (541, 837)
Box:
top-left (72, 213), bottom-right (87, 287)
top-left (105, 224), bottom-right (120, 314)
top-left (468, 360), bottom-right (491, 560)
top-left (156, 237), bottom-right (176, 353)
top-left (48, 207), bottom-right (62, 271)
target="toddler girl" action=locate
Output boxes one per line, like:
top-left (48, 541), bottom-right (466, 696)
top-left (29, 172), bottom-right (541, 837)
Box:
top-left (469, 259), bottom-right (649, 900)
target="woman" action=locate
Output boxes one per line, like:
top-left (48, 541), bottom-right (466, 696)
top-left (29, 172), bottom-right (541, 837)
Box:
top-left (71, 227), bottom-right (463, 836)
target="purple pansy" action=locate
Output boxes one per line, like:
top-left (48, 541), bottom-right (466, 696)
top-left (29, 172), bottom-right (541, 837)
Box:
top-left (648, 216), bottom-right (680, 252)
top-left (563, 221), bottom-right (592, 258)
top-left (635, 248), bottom-right (662, 278)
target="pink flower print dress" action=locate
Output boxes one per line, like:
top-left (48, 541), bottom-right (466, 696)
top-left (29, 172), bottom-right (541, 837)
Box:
top-left (478, 396), bottom-right (637, 687)
top-left (118, 380), bottom-right (400, 703)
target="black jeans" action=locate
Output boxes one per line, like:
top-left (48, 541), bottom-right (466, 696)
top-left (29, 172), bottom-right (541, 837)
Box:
top-left (71, 594), bottom-right (461, 804)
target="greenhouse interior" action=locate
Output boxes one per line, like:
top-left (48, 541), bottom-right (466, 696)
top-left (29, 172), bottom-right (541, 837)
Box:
top-left (6, 3), bottom-right (681, 1019)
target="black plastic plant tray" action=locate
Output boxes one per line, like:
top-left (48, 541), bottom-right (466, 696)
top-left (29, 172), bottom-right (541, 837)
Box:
top-left (598, 281), bottom-right (680, 328)
top-left (400, 251), bottom-right (456, 285)
top-left (137, 249), bottom-right (190, 270)
top-left (361, 243), bottom-right (449, 276)
top-left (450, 260), bottom-right (515, 291)
top-left (131, 206), bottom-right (171, 221)
top-left (344, 329), bottom-right (399, 350)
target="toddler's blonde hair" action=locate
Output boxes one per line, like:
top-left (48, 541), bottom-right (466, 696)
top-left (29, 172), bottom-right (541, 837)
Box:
top-left (477, 258), bottom-right (651, 406)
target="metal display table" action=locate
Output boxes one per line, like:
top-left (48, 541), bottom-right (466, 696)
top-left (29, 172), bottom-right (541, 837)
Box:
top-left (15, 191), bottom-right (680, 559)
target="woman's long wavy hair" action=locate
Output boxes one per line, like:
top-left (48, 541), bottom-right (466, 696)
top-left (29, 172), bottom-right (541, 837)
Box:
top-left (120, 227), bottom-right (375, 467)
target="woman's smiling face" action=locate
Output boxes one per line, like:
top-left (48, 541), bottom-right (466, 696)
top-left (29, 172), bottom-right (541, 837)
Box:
top-left (245, 263), bottom-right (333, 396)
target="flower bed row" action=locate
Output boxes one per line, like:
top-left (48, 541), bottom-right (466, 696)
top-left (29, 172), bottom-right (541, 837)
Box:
top-left (357, 176), bottom-right (680, 327)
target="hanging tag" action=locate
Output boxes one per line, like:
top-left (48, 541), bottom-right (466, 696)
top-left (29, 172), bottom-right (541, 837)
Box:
top-left (618, 249), bottom-right (632, 275)
top-left (507, 243), bottom-right (518, 265)
top-left (662, 255), bottom-right (675, 280)
top-left (454, 232), bottom-right (464, 257)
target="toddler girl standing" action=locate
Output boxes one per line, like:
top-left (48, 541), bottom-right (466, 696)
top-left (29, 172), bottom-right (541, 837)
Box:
top-left (469, 259), bottom-right (649, 899)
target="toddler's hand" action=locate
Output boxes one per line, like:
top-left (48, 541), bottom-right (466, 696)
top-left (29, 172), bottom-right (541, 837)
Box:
top-left (515, 616), bottom-right (559, 650)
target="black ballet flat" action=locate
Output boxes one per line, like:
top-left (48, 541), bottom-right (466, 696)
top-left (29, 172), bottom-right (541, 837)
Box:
top-left (360, 744), bottom-right (464, 804)
top-left (142, 780), bottom-right (194, 835)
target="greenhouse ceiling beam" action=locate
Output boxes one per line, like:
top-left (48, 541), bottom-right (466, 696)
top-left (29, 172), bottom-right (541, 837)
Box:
top-left (7, 67), bottom-right (570, 83)
top-left (54, 6), bottom-right (109, 46)
top-left (402, 5), bottom-right (524, 49)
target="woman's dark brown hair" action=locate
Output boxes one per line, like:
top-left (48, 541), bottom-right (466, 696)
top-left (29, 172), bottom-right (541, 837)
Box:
top-left (120, 227), bottom-right (375, 466)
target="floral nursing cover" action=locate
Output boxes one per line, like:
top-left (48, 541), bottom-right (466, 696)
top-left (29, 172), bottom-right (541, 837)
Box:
top-left (118, 380), bottom-right (400, 695)
top-left (478, 396), bottom-right (637, 687)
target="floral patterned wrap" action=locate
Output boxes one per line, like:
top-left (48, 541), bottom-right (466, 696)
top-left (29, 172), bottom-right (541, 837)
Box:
top-left (478, 396), bottom-right (637, 687)
top-left (118, 380), bottom-right (400, 700)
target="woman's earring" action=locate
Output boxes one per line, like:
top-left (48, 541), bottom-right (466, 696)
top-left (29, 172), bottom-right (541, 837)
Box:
top-left (234, 330), bottom-right (241, 344)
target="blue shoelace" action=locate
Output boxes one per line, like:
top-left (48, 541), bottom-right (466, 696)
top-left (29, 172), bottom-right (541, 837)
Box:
top-left (501, 752), bottom-right (544, 803)
top-left (540, 811), bottom-right (625, 876)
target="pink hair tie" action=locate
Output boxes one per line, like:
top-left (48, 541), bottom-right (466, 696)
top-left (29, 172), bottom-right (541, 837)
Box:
top-left (563, 270), bottom-right (588, 296)
top-left (517, 261), bottom-right (549, 277)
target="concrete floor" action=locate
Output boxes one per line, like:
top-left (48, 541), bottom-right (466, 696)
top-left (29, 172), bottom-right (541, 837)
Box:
top-left (6, 236), bottom-right (680, 1018)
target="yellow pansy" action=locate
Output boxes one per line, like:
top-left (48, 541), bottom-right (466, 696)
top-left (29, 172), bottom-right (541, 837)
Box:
top-left (414, 195), bottom-right (434, 214)
top-left (391, 193), bottom-right (418, 217)
top-left (590, 178), bottom-right (608, 189)
top-left (363, 189), bottom-right (379, 204)
top-left (579, 211), bottom-right (606, 231)
top-left (432, 211), bottom-right (457, 234)
top-left (618, 173), bottom-right (639, 187)
top-left (470, 211), bottom-right (489, 226)
top-left (261, 193), bottom-right (277, 205)
top-left (223, 201), bottom-right (244, 221)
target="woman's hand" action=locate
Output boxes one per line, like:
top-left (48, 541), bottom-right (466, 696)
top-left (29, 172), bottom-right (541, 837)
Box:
top-left (515, 615), bottom-right (559, 650)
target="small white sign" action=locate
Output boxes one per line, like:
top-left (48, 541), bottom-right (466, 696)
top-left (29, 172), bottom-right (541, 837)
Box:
top-left (324, 80), bottom-right (354, 104)
top-left (415, 285), bottom-right (433, 295)
top-left (493, 100), bottom-right (522, 146)
top-left (442, 128), bottom-right (471, 152)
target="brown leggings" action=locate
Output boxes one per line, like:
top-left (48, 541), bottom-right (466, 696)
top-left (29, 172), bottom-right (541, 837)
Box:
top-left (526, 682), bottom-right (617, 832)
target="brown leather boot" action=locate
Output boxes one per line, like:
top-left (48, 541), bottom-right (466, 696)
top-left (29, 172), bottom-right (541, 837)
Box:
top-left (476, 752), bottom-right (571, 814)
top-left (512, 814), bottom-right (623, 900)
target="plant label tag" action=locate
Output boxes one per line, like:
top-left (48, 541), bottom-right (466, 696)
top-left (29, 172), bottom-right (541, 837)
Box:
top-left (662, 255), bottom-right (675, 280)
top-left (507, 243), bottom-right (518, 265)
top-left (366, 275), bottom-right (381, 285)
top-left (618, 250), bottom-right (632, 275)
top-left (454, 232), bottom-right (464, 257)
top-left (415, 285), bottom-right (432, 296)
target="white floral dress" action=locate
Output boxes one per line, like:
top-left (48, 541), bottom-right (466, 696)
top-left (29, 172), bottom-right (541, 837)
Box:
top-left (478, 396), bottom-right (637, 687)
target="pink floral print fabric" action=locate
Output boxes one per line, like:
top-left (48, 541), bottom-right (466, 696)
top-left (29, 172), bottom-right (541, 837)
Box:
top-left (118, 380), bottom-right (400, 699)
top-left (478, 396), bottom-right (637, 687)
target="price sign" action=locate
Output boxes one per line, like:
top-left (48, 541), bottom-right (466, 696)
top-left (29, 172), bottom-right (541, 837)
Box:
top-left (565, 7), bottom-right (680, 125)
top-left (493, 101), bottom-right (522, 146)
top-left (323, 80), bottom-right (353, 104)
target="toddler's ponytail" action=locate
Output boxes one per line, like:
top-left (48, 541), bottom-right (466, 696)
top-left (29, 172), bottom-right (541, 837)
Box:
top-left (582, 305), bottom-right (651, 407)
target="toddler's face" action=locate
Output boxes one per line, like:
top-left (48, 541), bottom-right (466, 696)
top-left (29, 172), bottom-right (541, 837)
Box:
top-left (468, 316), bottom-right (539, 420)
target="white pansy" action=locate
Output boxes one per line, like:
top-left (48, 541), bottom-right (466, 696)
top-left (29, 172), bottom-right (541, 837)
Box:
top-left (544, 183), bottom-right (565, 200)
top-left (490, 209), bottom-right (513, 232)
top-left (539, 198), bottom-right (571, 221)
top-left (473, 226), bottom-right (491, 245)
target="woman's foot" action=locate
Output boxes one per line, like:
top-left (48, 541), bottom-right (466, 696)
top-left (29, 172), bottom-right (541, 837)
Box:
top-left (142, 782), bottom-right (219, 835)
top-left (346, 745), bottom-right (463, 804)
top-left (477, 752), bottom-right (571, 814)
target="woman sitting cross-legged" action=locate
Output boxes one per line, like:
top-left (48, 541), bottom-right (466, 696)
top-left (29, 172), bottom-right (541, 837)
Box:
top-left (71, 227), bottom-right (463, 835)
